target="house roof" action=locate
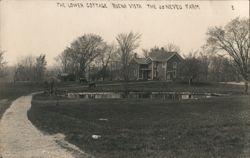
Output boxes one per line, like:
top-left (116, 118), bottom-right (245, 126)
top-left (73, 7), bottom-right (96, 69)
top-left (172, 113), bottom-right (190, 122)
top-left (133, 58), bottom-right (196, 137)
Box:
top-left (133, 51), bottom-right (183, 65)
top-left (133, 58), bottom-right (148, 64)
top-left (149, 51), bottom-right (177, 62)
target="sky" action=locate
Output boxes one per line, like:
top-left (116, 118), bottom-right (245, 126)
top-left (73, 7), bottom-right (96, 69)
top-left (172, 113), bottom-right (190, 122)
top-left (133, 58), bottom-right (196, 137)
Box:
top-left (0, 0), bottom-right (249, 66)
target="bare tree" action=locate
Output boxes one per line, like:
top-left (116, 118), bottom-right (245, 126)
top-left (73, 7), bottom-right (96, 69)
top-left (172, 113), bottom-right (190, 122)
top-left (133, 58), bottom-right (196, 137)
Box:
top-left (198, 47), bottom-right (211, 81)
top-left (55, 47), bottom-right (72, 73)
top-left (35, 54), bottom-right (47, 81)
top-left (164, 43), bottom-right (181, 53)
top-left (144, 44), bottom-right (180, 58)
top-left (142, 49), bottom-right (149, 58)
top-left (14, 55), bottom-right (36, 81)
top-left (116, 32), bottom-right (141, 80)
top-left (180, 51), bottom-right (202, 84)
top-left (69, 34), bottom-right (105, 79)
top-left (95, 43), bottom-right (117, 81)
top-left (13, 54), bottom-right (47, 82)
top-left (0, 51), bottom-right (7, 77)
top-left (206, 17), bottom-right (249, 93)
top-left (208, 56), bottom-right (240, 82)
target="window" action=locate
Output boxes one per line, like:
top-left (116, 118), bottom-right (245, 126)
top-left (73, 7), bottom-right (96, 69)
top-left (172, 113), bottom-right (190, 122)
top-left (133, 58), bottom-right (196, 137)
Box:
top-left (139, 70), bottom-right (142, 78)
top-left (173, 62), bottom-right (177, 69)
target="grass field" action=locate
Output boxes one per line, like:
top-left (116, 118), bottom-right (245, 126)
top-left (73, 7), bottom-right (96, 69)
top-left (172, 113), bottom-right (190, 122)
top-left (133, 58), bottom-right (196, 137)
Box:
top-left (0, 82), bottom-right (45, 118)
top-left (28, 82), bottom-right (250, 158)
top-left (1, 81), bottom-right (249, 157)
top-left (62, 81), bottom-right (246, 95)
top-left (0, 80), bottom-right (78, 119)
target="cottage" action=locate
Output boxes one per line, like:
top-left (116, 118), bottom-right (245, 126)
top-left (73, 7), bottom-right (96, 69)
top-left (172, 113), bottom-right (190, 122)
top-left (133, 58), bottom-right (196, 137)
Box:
top-left (130, 50), bottom-right (183, 80)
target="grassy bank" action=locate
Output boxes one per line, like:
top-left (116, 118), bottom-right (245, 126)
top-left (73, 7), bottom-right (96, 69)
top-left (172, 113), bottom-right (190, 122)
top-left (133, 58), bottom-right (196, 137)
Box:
top-left (29, 94), bottom-right (250, 158)
top-left (62, 81), bottom-right (245, 95)
top-left (0, 82), bottom-right (44, 118)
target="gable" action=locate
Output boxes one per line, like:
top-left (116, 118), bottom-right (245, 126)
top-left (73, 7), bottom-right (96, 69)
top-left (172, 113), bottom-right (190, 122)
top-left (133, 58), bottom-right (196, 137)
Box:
top-left (132, 57), bottom-right (152, 65)
top-left (167, 53), bottom-right (183, 63)
top-left (166, 52), bottom-right (183, 62)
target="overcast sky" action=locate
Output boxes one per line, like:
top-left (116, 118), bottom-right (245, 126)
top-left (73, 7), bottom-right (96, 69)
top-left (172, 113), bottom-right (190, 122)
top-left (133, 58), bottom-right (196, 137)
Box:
top-left (0, 0), bottom-right (249, 66)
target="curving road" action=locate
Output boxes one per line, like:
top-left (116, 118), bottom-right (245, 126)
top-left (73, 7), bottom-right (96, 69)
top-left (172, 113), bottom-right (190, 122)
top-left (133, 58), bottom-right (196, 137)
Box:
top-left (0, 94), bottom-right (88, 158)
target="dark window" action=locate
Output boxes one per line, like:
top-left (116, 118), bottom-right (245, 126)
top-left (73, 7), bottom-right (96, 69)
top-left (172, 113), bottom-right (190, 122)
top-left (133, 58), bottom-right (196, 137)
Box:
top-left (173, 62), bottom-right (177, 69)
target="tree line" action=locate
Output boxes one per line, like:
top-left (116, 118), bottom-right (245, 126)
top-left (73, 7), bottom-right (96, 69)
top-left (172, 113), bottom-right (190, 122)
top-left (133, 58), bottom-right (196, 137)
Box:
top-left (0, 51), bottom-right (7, 78)
top-left (0, 17), bottom-right (249, 93)
top-left (55, 32), bottom-right (142, 81)
top-left (13, 54), bottom-right (47, 82)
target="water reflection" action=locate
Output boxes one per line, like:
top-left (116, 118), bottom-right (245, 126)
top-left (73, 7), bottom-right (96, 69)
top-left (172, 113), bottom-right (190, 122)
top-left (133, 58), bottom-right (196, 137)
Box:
top-left (67, 92), bottom-right (217, 100)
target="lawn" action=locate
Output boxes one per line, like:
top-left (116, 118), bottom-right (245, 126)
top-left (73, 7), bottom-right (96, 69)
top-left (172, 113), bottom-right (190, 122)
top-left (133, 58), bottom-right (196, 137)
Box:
top-left (0, 82), bottom-right (45, 118)
top-left (0, 80), bottom-right (78, 119)
top-left (61, 81), bottom-right (246, 95)
top-left (28, 92), bottom-right (250, 157)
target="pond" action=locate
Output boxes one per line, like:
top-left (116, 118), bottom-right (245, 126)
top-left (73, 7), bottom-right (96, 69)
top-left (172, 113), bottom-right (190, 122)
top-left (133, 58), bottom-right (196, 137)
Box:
top-left (67, 92), bottom-right (224, 100)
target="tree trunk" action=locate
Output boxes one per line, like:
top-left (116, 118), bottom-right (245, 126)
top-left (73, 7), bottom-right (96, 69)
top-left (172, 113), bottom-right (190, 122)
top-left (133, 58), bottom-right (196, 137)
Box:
top-left (245, 81), bottom-right (249, 94)
top-left (123, 66), bottom-right (129, 81)
top-left (189, 77), bottom-right (193, 85)
top-left (102, 67), bottom-right (107, 81)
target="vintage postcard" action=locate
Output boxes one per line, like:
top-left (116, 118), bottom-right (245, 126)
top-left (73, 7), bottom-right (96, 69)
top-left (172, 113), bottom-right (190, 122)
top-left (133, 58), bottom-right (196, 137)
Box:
top-left (0, 0), bottom-right (249, 158)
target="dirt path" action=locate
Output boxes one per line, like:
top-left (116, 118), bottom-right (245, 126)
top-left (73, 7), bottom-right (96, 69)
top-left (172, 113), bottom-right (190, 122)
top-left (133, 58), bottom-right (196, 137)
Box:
top-left (0, 94), bottom-right (89, 158)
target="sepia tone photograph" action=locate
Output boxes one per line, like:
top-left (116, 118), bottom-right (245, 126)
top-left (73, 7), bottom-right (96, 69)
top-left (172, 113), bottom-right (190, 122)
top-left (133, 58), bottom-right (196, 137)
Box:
top-left (0, 0), bottom-right (249, 157)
